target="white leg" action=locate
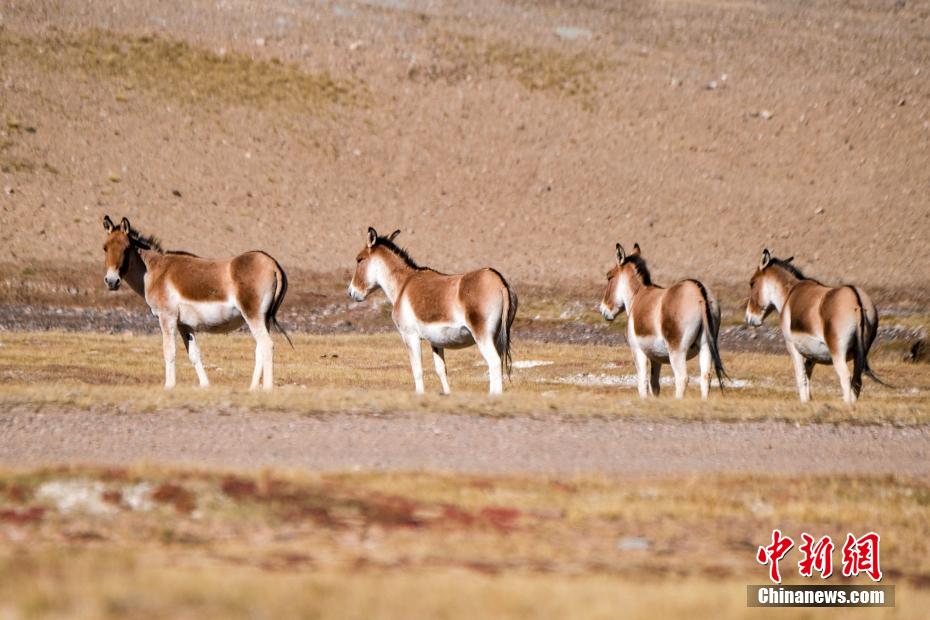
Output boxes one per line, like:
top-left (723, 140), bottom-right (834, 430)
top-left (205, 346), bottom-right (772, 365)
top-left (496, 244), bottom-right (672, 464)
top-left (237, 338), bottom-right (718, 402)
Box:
top-left (180, 327), bottom-right (210, 388)
top-left (475, 336), bottom-right (504, 395)
top-left (261, 334), bottom-right (274, 390)
top-left (246, 319), bottom-right (274, 391)
top-left (831, 349), bottom-right (855, 405)
top-left (804, 359), bottom-right (815, 402)
top-left (649, 360), bottom-right (662, 397)
top-left (402, 333), bottom-right (425, 394)
top-left (669, 350), bottom-right (689, 399)
top-left (250, 341), bottom-right (263, 391)
top-left (632, 347), bottom-right (650, 399)
top-left (159, 315), bottom-right (178, 389)
top-left (786, 340), bottom-right (811, 403)
top-left (699, 343), bottom-right (712, 400)
top-left (432, 346), bottom-right (451, 395)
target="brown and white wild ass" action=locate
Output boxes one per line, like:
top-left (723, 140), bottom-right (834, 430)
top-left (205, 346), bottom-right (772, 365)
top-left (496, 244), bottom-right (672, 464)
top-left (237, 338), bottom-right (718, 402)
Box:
top-left (599, 243), bottom-right (726, 399)
top-left (348, 228), bottom-right (517, 395)
top-left (746, 249), bottom-right (881, 404)
top-left (102, 215), bottom-right (291, 390)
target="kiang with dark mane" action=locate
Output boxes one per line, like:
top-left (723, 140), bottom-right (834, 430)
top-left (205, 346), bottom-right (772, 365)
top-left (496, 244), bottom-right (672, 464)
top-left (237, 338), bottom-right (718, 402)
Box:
top-left (349, 227), bottom-right (517, 395)
top-left (101, 215), bottom-right (290, 390)
top-left (746, 249), bottom-right (882, 404)
top-left (599, 242), bottom-right (726, 399)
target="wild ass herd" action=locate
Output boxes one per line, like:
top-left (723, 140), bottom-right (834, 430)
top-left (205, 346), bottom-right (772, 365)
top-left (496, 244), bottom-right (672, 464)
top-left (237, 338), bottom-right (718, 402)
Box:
top-left (102, 215), bottom-right (883, 404)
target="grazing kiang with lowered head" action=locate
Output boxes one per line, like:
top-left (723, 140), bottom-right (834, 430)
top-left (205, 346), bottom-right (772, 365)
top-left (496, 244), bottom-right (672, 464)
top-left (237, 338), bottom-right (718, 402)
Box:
top-left (348, 227), bottom-right (517, 395)
top-left (599, 242), bottom-right (726, 399)
top-left (101, 215), bottom-right (291, 390)
top-left (746, 249), bottom-right (882, 404)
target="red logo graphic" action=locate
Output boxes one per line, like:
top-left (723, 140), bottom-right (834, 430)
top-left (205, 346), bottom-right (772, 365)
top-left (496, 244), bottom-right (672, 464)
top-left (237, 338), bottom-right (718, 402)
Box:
top-left (758, 530), bottom-right (882, 583)
top-left (842, 532), bottom-right (882, 582)
top-left (798, 533), bottom-right (834, 579)
top-left (756, 529), bottom-right (794, 584)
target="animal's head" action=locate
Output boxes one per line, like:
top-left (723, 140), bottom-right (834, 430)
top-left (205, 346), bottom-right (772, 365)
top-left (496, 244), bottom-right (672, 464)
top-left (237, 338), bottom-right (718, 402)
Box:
top-left (599, 242), bottom-right (646, 321)
top-left (348, 227), bottom-right (401, 301)
top-left (746, 248), bottom-right (793, 326)
top-left (101, 215), bottom-right (133, 290)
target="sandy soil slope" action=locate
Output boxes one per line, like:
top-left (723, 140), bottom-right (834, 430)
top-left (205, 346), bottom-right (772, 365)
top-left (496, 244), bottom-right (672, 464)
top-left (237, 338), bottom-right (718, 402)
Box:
top-left (1, 0), bottom-right (928, 301)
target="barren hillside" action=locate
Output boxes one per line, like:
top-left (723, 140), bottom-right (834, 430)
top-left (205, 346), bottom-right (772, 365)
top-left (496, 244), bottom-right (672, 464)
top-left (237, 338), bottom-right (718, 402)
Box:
top-left (1, 0), bottom-right (928, 300)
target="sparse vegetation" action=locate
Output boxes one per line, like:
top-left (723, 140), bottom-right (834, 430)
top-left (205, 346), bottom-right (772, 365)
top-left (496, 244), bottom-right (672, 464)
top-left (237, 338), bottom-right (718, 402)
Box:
top-left (422, 33), bottom-right (611, 103)
top-left (0, 29), bottom-right (357, 112)
top-left (0, 332), bottom-right (927, 424)
top-left (0, 466), bottom-right (927, 618)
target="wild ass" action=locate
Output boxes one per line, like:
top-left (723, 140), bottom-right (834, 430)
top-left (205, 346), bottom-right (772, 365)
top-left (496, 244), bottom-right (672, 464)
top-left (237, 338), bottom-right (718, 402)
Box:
top-left (745, 249), bottom-right (881, 404)
top-left (102, 215), bottom-right (290, 390)
top-left (599, 243), bottom-right (726, 399)
top-left (348, 228), bottom-right (517, 395)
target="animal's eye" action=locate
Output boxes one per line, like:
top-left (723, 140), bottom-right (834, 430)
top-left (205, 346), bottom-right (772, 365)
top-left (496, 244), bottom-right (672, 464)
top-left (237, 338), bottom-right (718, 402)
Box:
top-left (356, 257), bottom-right (363, 263)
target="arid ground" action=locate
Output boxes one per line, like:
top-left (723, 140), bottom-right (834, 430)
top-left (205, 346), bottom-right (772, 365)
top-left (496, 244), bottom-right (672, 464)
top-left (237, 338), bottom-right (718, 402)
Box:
top-left (1, 0), bottom-right (929, 618)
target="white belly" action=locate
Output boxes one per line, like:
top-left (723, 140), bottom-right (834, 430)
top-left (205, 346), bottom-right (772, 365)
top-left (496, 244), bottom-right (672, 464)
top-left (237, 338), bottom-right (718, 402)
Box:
top-left (635, 336), bottom-right (670, 362)
top-left (789, 332), bottom-right (832, 363)
top-left (178, 301), bottom-right (243, 332)
top-left (418, 322), bottom-right (475, 349)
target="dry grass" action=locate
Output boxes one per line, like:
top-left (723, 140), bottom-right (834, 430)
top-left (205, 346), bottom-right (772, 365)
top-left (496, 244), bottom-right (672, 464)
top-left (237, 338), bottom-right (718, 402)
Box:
top-left (0, 466), bottom-right (927, 619)
top-left (0, 332), bottom-right (927, 424)
top-left (0, 29), bottom-right (357, 112)
top-left (422, 33), bottom-right (611, 105)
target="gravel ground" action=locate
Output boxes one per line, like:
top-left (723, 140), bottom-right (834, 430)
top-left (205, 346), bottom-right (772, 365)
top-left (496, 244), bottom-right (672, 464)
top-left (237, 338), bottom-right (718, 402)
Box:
top-left (1, 409), bottom-right (927, 476)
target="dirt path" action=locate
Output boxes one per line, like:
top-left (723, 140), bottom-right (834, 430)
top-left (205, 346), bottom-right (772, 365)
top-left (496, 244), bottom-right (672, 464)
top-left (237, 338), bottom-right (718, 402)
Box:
top-left (1, 409), bottom-right (927, 476)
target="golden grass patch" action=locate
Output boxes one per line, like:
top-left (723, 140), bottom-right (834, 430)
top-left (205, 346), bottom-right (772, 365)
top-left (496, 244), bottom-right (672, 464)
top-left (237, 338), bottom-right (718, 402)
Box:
top-left (0, 466), bottom-right (927, 619)
top-left (0, 332), bottom-right (927, 424)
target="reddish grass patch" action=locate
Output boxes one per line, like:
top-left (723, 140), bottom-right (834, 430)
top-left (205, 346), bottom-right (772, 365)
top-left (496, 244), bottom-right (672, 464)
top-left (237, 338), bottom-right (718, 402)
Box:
top-left (101, 489), bottom-right (123, 505)
top-left (0, 506), bottom-right (45, 524)
top-left (151, 482), bottom-right (196, 514)
top-left (478, 507), bottom-right (522, 532)
top-left (221, 476), bottom-right (258, 500)
top-left (1, 482), bottom-right (29, 503)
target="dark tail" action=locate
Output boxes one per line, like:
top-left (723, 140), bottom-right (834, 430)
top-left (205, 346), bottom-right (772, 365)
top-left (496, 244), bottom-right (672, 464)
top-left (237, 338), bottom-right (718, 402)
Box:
top-left (690, 279), bottom-right (728, 392)
top-left (264, 254), bottom-right (294, 349)
top-left (489, 268), bottom-right (518, 378)
top-left (848, 286), bottom-right (888, 393)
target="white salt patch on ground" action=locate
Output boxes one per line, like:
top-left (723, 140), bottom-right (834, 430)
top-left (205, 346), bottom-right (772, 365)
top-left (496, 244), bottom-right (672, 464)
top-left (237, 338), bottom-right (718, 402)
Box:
top-left (123, 482), bottom-right (154, 511)
top-left (36, 480), bottom-right (114, 515)
top-left (513, 360), bottom-right (554, 369)
top-left (543, 373), bottom-right (751, 388)
top-left (555, 26), bottom-right (593, 40)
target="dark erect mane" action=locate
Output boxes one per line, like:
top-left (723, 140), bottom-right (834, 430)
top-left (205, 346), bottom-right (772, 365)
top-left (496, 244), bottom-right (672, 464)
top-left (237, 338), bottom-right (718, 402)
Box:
top-left (769, 257), bottom-right (807, 280)
top-left (374, 236), bottom-right (428, 271)
top-left (129, 228), bottom-right (196, 256)
top-left (623, 254), bottom-right (654, 286)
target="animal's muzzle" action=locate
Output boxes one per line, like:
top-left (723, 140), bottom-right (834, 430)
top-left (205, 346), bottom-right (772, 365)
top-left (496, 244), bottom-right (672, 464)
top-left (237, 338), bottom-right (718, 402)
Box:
top-left (105, 275), bottom-right (121, 291)
top-left (745, 311), bottom-right (762, 327)
top-left (599, 303), bottom-right (617, 322)
top-left (347, 283), bottom-right (365, 302)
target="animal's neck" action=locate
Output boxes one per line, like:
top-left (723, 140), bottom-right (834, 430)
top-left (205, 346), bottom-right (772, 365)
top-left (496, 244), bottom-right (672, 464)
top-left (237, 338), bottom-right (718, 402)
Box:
top-left (622, 274), bottom-right (647, 309)
top-left (768, 268), bottom-right (799, 313)
top-left (377, 253), bottom-right (417, 305)
top-left (124, 246), bottom-right (150, 298)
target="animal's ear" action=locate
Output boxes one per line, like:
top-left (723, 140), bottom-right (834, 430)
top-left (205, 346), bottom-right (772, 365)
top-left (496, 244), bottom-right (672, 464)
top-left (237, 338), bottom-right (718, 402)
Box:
top-left (760, 248), bottom-right (772, 269)
top-left (616, 243), bottom-right (626, 264)
top-left (388, 229), bottom-right (401, 241)
top-left (367, 227), bottom-right (377, 248)
top-left (631, 242), bottom-right (641, 256)
top-left (103, 215), bottom-right (114, 232)
top-left (120, 217), bottom-right (131, 234)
